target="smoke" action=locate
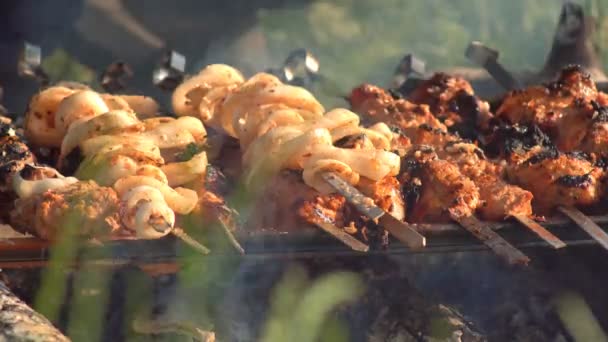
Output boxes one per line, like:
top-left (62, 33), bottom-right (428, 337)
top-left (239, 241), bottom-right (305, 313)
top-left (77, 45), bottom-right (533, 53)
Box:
top-left (196, 26), bottom-right (281, 77)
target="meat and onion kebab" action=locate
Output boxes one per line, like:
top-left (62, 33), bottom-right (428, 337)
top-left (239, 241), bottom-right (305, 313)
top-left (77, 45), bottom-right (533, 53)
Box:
top-left (171, 64), bottom-right (404, 244)
top-left (7, 85), bottom-right (220, 245)
top-left (350, 83), bottom-right (534, 221)
top-left (1, 61), bottom-right (607, 251)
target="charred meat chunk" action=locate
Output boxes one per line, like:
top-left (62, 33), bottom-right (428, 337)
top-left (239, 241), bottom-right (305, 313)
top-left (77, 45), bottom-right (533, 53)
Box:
top-left (507, 149), bottom-right (604, 213)
top-left (10, 181), bottom-right (122, 241)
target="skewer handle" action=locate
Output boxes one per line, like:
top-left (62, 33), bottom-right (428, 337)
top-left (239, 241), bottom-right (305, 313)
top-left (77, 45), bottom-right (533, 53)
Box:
top-left (171, 228), bottom-right (210, 255)
top-left (558, 206), bottom-right (608, 251)
top-left (451, 213), bottom-right (530, 265)
top-left (313, 222), bottom-right (369, 253)
top-left (512, 214), bottom-right (566, 249)
top-left (321, 172), bottom-right (426, 249)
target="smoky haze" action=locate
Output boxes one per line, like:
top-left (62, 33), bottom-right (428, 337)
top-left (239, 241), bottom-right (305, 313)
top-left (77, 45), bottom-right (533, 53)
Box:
top-left (4, 0), bottom-right (601, 111)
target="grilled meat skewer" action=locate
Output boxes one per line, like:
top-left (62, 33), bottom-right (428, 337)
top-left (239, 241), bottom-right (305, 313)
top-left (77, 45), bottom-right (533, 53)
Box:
top-left (350, 84), bottom-right (534, 221)
top-left (493, 66), bottom-right (608, 156)
top-left (172, 64), bottom-right (424, 249)
top-left (506, 147), bottom-right (605, 215)
top-left (350, 83), bottom-right (562, 255)
top-left (405, 72), bottom-right (495, 138)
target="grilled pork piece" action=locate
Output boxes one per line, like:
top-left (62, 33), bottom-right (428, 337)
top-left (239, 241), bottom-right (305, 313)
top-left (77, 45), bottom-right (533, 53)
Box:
top-left (440, 141), bottom-right (533, 220)
top-left (10, 180), bottom-right (122, 241)
top-left (349, 84), bottom-right (447, 135)
top-left (247, 170), bottom-right (351, 232)
top-left (484, 123), bottom-right (554, 160)
top-left (495, 65), bottom-right (608, 156)
top-left (0, 117), bottom-right (35, 190)
top-left (507, 148), bottom-right (605, 214)
top-left (246, 169), bottom-right (404, 246)
top-left (406, 73), bottom-right (494, 135)
top-left (400, 147), bottom-right (479, 222)
top-left (351, 85), bottom-right (534, 221)
top-left (0, 117), bottom-right (35, 223)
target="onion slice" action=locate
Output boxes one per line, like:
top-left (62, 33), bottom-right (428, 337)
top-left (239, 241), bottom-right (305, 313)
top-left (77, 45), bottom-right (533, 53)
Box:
top-left (161, 151), bottom-right (208, 187)
top-left (114, 176), bottom-right (198, 214)
top-left (60, 109), bottom-right (139, 161)
top-left (12, 167), bottom-right (79, 198)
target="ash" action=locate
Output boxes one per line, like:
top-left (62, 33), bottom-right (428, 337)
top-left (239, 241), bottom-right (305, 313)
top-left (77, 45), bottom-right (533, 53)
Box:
top-left (214, 248), bottom-right (600, 342)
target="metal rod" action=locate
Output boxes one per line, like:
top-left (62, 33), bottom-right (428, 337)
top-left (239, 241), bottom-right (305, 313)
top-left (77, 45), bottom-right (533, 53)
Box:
top-left (465, 41), bottom-right (521, 90)
top-left (313, 222), bottom-right (369, 252)
top-left (170, 227), bottom-right (210, 255)
top-left (450, 212), bottom-right (530, 265)
top-left (512, 214), bottom-right (566, 249)
top-left (321, 172), bottom-right (426, 249)
top-left (217, 218), bottom-right (245, 255)
top-left (558, 206), bottom-right (608, 251)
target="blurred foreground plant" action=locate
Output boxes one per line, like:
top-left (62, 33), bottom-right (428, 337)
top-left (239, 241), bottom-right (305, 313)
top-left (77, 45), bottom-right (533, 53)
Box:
top-left (260, 265), bottom-right (365, 342)
top-left (42, 49), bottom-right (96, 85)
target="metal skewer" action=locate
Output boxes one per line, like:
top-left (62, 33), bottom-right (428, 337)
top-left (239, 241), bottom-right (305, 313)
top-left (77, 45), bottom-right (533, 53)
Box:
top-left (449, 211), bottom-right (530, 265)
top-left (558, 206), bottom-right (608, 251)
top-left (153, 50), bottom-right (186, 92)
top-left (170, 227), bottom-right (210, 255)
top-left (217, 216), bottom-right (245, 255)
top-left (465, 41), bottom-right (522, 91)
top-left (392, 53), bottom-right (427, 94)
top-left (511, 214), bottom-right (566, 249)
top-left (313, 222), bottom-right (369, 252)
top-left (17, 42), bottom-right (49, 87)
top-left (321, 172), bottom-right (426, 249)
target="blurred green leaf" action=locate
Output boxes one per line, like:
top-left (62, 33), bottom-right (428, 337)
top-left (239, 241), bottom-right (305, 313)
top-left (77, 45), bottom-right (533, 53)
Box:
top-left (42, 49), bottom-right (96, 85)
top-left (261, 265), bottom-right (364, 342)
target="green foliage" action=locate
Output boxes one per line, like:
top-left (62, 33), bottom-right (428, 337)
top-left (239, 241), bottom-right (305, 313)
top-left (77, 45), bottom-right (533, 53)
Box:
top-left (42, 49), bottom-right (96, 85)
top-left (260, 265), bottom-right (365, 342)
top-left (178, 143), bottom-right (206, 162)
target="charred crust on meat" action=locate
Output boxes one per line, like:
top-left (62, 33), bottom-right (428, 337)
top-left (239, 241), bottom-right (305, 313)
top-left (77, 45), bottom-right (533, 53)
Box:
top-left (485, 123), bottom-right (553, 157)
top-left (450, 91), bottom-right (480, 120)
top-left (0, 121), bottom-right (16, 139)
top-left (595, 156), bottom-right (608, 169)
top-left (556, 174), bottom-right (593, 188)
top-left (389, 125), bottom-right (404, 135)
top-left (524, 148), bottom-right (560, 165)
top-left (418, 124), bottom-right (434, 132)
top-left (417, 124), bottom-right (447, 136)
top-left (544, 65), bottom-right (591, 95)
top-left (0, 139), bottom-right (32, 165)
top-left (591, 101), bottom-right (608, 123)
top-left (402, 178), bottom-right (421, 219)
top-left (566, 150), bottom-right (593, 162)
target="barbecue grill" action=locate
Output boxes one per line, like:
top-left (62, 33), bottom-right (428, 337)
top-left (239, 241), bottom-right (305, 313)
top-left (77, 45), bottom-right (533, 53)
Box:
top-left (1, 1), bottom-right (608, 341)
